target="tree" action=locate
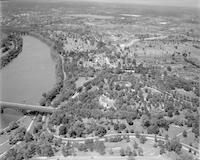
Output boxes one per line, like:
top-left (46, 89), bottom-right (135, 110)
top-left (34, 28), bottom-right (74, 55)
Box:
top-left (9, 127), bottom-right (26, 145)
top-left (138, 147), bottom-right (143, 156)
top-left (77, 86), bottom-right (83, 93)
top-left (39, 97), bottom-right (46, 106)
top-left (139, 135), bottom-right (147, 144)
top-left (85, 139), bottom-right (94, 152)
top-left (36, 115), bottom-right (43, 122)
top-left (68, 128), bottom-right (77, 138)
top-left (8, 121), bottom-right (19, 131)
top-left (142, 115), bottom-right (151, 128)
top-left (62, 142), bottom-right (74, 157)
top-left (16, 150), bottom-right (24, 160)
top-left (114, 123), bottom-right (119, 130)
top-left (132, 149), bottom-right (137, 156)
top-left (126, 117), bottom-right (134, 125)
top-left (127, 155), bottom-right (136, 160)
top-left (183, 130), bottom-right (187, 137)
top-left (167, 66), bottom-right (172, 72)
top-left (119, 123), bottom-right (126, 131)
top-left (160, 147), bottom-right (165, 155)
top-left (109, 136), bottom-right (123, 142)
top-left (59, 125), bottom-right (67, 135)
top-left (94, 141), bottom-right (106, 155)
top-left (154, 134), bottom-right (158, 142)
top-left (167, 110), bottom-right (173, 117)
top-left (153, 143), bottom-right (158, 148)
top-left (120, 148), bottom-right (125, 156)
top-left (135, 131), bottom-right (140, 138)
top-left (54, 138), bottom-right (62, 147)
top-left (166, 138), bottom-right (182, 154)
top-left (157, 118), bottom-right (169, 131)
top-left (41, 144), bottom-right (54, 157)
top-left (125, 146), bottom-right (132, 156)
top-left (95, 126), bottom-right (107, 137)
top-left (39, 132), bottom-right (46, 141)
top-left (192, 116), bottom-right (199, 138)
top-left (175, 110), bottom-right (180, 115)
top-left (133, 141), bottom-right (138, 149)
top-left (126, 135), bottom-right (130, 142)
top-left (73, 121), bottom-right (86, 137)
top-left (5, 148), bottom-right (17, 160)
top-left (165, 134), bottom-right (169, 141)
top-left (109, 148), bottom-right (114, 155)
top-left (46, 133), bottom-right (54, 143)
top-left (78, 143), bottom-right (88, 152)
top-left (33, 123), bottom-right (43, 134)
top-left (178, 153), bottom-right (194, 160)
top-left (147, 125), bottom-right (159, 134)
top-left (130, 129), bottom-right (134, 133)
top-left (23, 143), bottom-right (37, 159)
top-left (25, 132), bottom-right (34, 142)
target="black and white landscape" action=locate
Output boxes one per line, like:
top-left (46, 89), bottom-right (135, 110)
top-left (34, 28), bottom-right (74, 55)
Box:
top-left (0, 0), bottom-right (199, 160)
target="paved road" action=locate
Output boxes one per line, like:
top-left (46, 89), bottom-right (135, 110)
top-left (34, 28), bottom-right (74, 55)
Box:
top-left (60, 55), bottom-right (66, 81)
top-left (49, 128), bottom-right (199, 157)
top-left (0, 116), bottom-right (33, 158)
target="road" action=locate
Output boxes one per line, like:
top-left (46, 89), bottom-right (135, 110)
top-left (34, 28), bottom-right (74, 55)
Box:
top-left (47, 125), bottom-right (199, 159)
top-left (32, 133), bottom-right (200, 160)
top-left (60, 55), bottom-right (67, 81)
top-left (0, 116), bottom-right (33, 158)
top-left (0, 35), bottom-right (66, 159)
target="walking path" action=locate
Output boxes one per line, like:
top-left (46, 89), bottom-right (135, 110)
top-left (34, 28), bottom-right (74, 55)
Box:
top-left (176, 128), bottom-right (192, 137)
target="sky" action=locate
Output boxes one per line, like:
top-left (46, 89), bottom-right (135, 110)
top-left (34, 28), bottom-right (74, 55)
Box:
top-left (79, 0), bottom-right (200, 8)
top-left (4, 0), bottom-right (200, 8)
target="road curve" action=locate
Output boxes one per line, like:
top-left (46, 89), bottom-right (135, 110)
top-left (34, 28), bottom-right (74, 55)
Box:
top-left (51, 132), bottom-right (199, 158)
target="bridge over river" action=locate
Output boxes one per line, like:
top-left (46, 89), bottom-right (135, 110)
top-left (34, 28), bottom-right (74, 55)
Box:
top-left (0, 101), bottom-right (56, 113)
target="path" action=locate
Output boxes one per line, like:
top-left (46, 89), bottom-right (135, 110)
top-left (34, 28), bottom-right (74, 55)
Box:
top-left (60, 55), bottom-right (67, 81)
top-left (176, 128), bottom-right (192, 137)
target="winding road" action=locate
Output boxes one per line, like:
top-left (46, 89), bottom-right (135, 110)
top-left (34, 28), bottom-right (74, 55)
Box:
top-left (0, 33), bottom-right (199, 160)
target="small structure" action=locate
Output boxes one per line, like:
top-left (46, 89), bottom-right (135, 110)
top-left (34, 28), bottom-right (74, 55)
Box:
top-left (99, 95), bottom-right (115, 109)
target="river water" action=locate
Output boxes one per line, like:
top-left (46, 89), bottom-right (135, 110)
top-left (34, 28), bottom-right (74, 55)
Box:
top-left (0, 36), bottom-right (55, 129)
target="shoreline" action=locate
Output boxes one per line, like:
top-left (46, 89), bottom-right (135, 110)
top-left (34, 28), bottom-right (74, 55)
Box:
top-left (28, 32), bottom-right (65, 106)
top-left (0, 32), bottom-right (63, 130)
top-left (0, 35), bottom-right (23, 69)
top-left (29, 32), bottom-right (64, 85)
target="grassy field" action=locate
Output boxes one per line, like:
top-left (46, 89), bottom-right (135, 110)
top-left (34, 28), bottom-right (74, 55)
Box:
top-left (31, 138), bottom-right (173, 160)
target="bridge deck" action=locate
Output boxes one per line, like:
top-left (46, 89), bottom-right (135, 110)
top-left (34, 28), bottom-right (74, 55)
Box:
top-left (0, 101), bottom-right (56, 113)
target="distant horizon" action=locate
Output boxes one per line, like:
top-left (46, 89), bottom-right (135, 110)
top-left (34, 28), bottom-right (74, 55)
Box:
top-left (1, 0), bottom-right (200, 8)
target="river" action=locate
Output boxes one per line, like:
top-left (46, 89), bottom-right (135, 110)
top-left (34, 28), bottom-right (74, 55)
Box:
top-left (0, 36), bottom-right (55, 130)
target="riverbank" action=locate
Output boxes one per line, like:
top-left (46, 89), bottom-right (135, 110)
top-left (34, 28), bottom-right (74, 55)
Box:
top-left (0, 34), bottom-right (23, 69)
top-left (0, 34), bottom-right (60, 159)
top-left (29, 31), bottom-right (65, 106)
top-left (0, 35), bottom-right (56, 125)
